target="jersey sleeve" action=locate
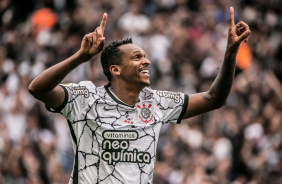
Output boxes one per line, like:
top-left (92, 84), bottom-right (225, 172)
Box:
top-left (153, 90), bottom-right (188, 124)
top-left (45, 81), bottom-right (95, 122)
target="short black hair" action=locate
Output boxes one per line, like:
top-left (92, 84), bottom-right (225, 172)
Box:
top-left (100, 38), bottom-right (133, 84)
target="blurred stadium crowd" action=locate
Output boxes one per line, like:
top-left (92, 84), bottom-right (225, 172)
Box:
top-left (0, 0), bottom-right (281, 183)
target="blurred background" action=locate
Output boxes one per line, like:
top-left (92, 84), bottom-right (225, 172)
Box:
top-left (0, 0), bottom-right (281, 183)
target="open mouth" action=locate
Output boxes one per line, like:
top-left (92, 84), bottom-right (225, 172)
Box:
top-left (139, 69), bottom-right (150, 76)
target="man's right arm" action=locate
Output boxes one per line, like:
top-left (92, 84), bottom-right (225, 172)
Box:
top-left (28, 13), bottom-right (107, 110)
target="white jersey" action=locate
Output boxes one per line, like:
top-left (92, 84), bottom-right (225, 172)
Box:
top-left (47, 81), bottom-right (188, 184)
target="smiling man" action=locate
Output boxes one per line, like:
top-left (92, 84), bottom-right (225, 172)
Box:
top-left (29, 8), bottom-right (250, 184)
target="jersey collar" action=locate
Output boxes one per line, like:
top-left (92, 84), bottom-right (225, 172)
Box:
top-left (104, 84), bottom-right (140, 108)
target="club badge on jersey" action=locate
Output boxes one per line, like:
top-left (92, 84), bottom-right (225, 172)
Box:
top-left (137, 102), bottom-right (154, 124)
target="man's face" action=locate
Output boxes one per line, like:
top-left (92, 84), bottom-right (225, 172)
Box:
top-left (118, 44), bottom-right (151, 87)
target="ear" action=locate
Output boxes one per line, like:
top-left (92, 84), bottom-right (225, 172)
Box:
top-left (109, 65), bottom-right (121, 76)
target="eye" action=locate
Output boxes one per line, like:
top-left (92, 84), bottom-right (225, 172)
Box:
top-left (133, 53), bottom-right (145, 60)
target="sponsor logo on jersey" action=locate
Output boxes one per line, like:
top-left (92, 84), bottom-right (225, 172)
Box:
top-left (70, 86), bottom-right (89, 98)
top-left (126, 115), bottom-right (133, 120)
top-left (124, 115), bottom-right (134, 124)
top-left (156, 91), bottom-right (180, 103)
top-left (137, 102), bottom-right (154, 124)
top-left (101, 130), bottom-right (151, 165)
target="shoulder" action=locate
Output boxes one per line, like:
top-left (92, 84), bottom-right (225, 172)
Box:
top-left (60, 81), bottom-right (106, 98)
top-left (78, 81), bottom-right (96, 89)
top-left (61, 81), bottom-right (95, 87)
top-left (60, 81), bottom-right (97, 91)
top-left (139, 87), bottom-right (154, 100)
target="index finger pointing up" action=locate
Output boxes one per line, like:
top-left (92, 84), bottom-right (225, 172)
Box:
top-left (100, 13), bottom-right (107, 34)
top-left (229, 7), bottom-right (235, 27)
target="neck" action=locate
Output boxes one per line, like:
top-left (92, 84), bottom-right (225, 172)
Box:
top-left (109, 82), bottom-right (145, 105)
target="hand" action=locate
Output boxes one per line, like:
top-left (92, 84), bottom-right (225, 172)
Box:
top-left (79, 13), bottom-right (107, 60)
top-left (226, 7), bottom-right (251, 54)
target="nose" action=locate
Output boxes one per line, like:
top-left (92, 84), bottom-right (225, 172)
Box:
top-left (143, 58), bottom-right (151, 65)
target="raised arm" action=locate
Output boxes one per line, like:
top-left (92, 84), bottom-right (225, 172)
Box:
top-left (28, 13), bottom-right (107, 109)
top-left (183, 7), bottom-right (251, 119)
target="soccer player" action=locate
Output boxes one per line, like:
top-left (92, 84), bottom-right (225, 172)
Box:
top-left (29, 7), bottom-right (250, 184)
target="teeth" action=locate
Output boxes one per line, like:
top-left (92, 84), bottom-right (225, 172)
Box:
top-left (141, 70), bottom-right (149, 74)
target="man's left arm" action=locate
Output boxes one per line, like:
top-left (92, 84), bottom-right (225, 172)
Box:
top-left (182, 7), bottom-right (251, 119)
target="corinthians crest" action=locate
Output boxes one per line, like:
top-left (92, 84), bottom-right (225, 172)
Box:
top-left (137, 102), bottom-right (154, 124)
